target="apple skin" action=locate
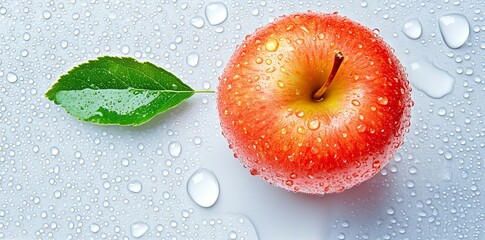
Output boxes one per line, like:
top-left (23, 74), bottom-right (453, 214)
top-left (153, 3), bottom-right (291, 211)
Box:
top-left (217, 12), bottom-right (412, 194)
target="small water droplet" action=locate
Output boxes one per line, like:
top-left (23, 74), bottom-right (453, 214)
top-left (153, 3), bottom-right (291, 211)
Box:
top-left (308, 120), bottom-right (320, 130)
top-left (438, 13), bottom-right (470, 49)
top-left (377, 96), bottom-right (388, 105)
top-left (50, 147), bottom-right (59, 156)
top-left (387, 207), bottom-right (395, 215)
top-left (168, 141), bottom-right (182, 157)
top-left (437, 107), bottom-right (447, 116)
top-left (43, 10), bottom-right (52, 19)
top-left (229, 231), bottom-right (237, 239)
top-left (6, 72), bottom-right (18, 83)
top-left (205, 2), bottom-right (228, 25)
top-left (130, 222), bottom-right (149, 238)
top-left (285, 180), bottom-right (294, 186)
top-left (127, 180), bottom-right (142, 193)
top-left (90, 223), bottom-right (100, 233)
top-left (187, 168), bottom-right (220, 207)
top-left (360, 1), bottom-right (368, 7)
top-left (186, 52), bottom-right (199, 67)
top-left (191, 16), bottom-right (205, 28)
top-left (407, 59), bottom-right (454, 98)
top-left (265, 38), bottom-right (279, 52)
top-left (121, 45), bottom-right (130, 54)
top-left (402, 18), bottom-right (422, 39)
top-left (60, 40), bottom-right (68, 48)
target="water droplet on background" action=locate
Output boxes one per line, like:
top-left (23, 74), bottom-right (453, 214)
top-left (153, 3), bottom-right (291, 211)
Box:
top-left (6, 72), bottom-right (18, 83)
top-left (168, 141), bottom-right (182, 157)
top-left (186, 52), bottom-right (200, 67)
top-left (190, 16), bottom-right (205, 28)
top-left (131, 222), bottom-right (149, 238)
top-left (438, 13), bottom-right (470, 49)
top-left (127, 180), bottom-right (142, 193)
top-left (205, 2), bottom-right (228, 25)
top-left (407, 59), bottom-right (454, 98)
top-left (187, 168), bottom-right (220, 207)
top-left (42, 10), bottom-right (51, 19)
top-left (90, 223), bottom-right (100, 233)
top-left (402, 18), bottom-right (422, 39)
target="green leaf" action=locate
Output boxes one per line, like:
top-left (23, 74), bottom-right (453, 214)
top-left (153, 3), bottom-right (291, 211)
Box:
top-left (46, 56), bottom-right (209, 126)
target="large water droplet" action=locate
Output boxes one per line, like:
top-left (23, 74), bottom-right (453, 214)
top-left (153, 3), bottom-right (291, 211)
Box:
top-left (438, 13), bottom-right (470, 49)
top-left (407, 59), bottom-right (454, 98)
top-left (186, 53), bottom-right (199, 67)
top-left (127, 180), bottom-right (142, 193)
top-left (168, 141), bottom-right (182, 157)
top-left (6, 72), bottom-right (18, 83)
top-left (402, 18), bottom-right (422, 39)
top-left (187, 168), bottom-right (220, 208)
top-left (205, 2), bottom-right (228, 25)
top-left (130, 222), bottom-right (149, 238)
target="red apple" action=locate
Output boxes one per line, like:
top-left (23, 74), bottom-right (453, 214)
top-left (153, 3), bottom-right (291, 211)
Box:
top-left (217, 12), bottom-right (412, 194)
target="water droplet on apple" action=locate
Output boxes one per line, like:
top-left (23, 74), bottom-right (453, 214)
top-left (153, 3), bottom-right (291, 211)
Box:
top-left (250, 169), bottom-right (259, 175)
top-left (205, 2), bottom-right (228, 26)
top-left (277, 80), bottom-right (285, 87)
top-left (402, 18), bottom-right (422, 39)
top-left (265, 66), bottom-right (276, 73)
top-left (187, 168), bottom-right (220, 208)
top-left (130, 222), bottom-right (149, 238)
top-left (407, 59), bottom-right (454, 98)
top-left (351, 99), bottom-right (361, 106)
top-left (190, 16), bottom-right (205, 28)
top-left (265, 38), bottom-right (279, 52)
top-left (308, 120), bottom-right (320, 130)
top-left (297, 126), bottom-right (306, 134)
top-left (438, 13), bottom-right (470, 49)
top-left (357, 124), bottom-right (366, 133)
top-left (285, 180), bottom-right (294, 186)
top-left (377, 96), bottom-right (388, 105)
top-left (372, 161), bottom-right (380, 169)
top-left (255, 57), bottom-right (263, 64)
top-left (280, 128), bottom-right (287, 135)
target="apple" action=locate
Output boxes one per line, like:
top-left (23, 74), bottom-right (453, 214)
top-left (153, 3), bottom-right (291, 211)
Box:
top-left (217, 12), bottom-right (412, 194)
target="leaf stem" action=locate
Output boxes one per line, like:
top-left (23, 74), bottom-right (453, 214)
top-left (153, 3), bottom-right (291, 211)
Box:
top-left (194, 90), bottom-right (216, 93)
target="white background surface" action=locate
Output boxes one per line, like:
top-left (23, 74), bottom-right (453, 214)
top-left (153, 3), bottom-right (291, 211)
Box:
top-left (0, 0), bottom-right (483, 239)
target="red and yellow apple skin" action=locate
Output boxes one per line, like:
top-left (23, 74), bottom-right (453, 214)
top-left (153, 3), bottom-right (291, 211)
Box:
top-left (217, 12), bottom-right (412, 194)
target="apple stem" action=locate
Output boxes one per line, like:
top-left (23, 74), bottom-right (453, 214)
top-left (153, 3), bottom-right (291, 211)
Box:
top-left (312, 51), bottom-right (344, 101)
